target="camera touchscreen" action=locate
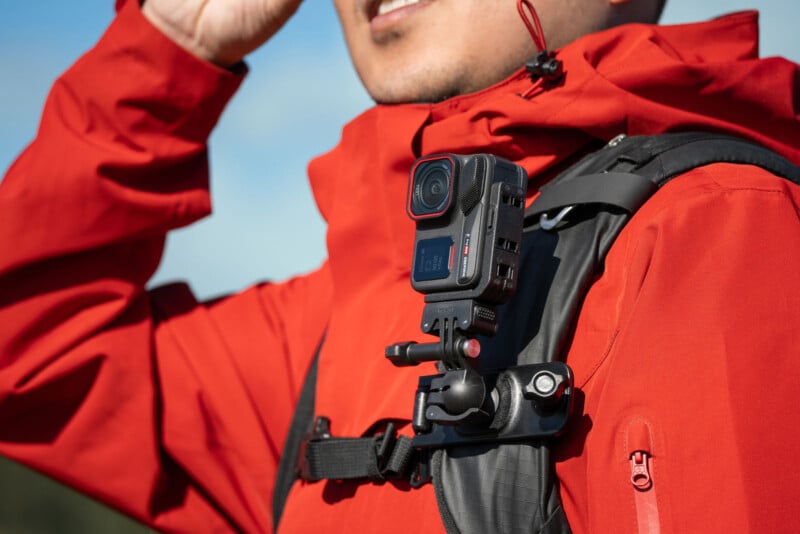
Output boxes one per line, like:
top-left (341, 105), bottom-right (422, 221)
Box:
top-left (413, 236), bottom-right (454, 281)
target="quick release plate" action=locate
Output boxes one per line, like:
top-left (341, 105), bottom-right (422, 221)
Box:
top-left (411, 361), bottom-right (573, 449)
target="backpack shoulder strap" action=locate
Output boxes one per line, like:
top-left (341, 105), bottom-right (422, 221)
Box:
top-left (272, 333), bottom-right (418, 530)
top-left (513, 131), bottom-right (800, 370)
top-left (528, 132), bottom-right (800, 219)
top-left (432, 132), bottom-right (800, 534)
top-left (272, 335), bottom-right (323, 530)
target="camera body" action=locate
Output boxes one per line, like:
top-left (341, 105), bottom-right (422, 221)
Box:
top-left (407, 153), bottom-right (527, 305)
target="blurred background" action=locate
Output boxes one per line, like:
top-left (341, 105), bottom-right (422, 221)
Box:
top-left (0, 0), bottom-right (797, 531)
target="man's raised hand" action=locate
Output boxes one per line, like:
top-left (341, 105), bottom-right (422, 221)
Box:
top-left (142, 0), bottom-right (304, 67)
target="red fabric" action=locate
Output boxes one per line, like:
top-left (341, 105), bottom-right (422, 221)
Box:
top-left (1, 2), bottom-right (798, 533)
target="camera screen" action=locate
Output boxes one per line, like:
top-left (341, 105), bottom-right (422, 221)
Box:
top-left (413, 236), bottom-right (454, 282)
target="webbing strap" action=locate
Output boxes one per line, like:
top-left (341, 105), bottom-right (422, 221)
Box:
top-left (299, 422), bottom-right (415, 481)
top-left (272, 338), bottom-right (323, 531)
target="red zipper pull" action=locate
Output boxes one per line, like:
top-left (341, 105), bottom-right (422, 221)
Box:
top-left (630, 451), bottom-right (652, 491)
top-left (626, 421), bottom-right (661, 533)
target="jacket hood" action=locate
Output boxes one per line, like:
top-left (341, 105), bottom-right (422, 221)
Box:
top-left (311, 11), bottom-right (799, 219)
top-left (305, 11), bottom-right (799, 431)
top-left (308, 10), bottom-right (799, 267)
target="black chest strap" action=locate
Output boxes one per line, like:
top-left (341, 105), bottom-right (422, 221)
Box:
top-left (298, 418), bottom-right (416, 481)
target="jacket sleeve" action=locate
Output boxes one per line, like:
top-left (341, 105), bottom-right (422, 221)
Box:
top-left (0, 1), bottom-right (328, 532)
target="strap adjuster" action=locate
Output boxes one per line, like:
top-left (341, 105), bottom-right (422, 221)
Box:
top-left (295, 416), bottom-right (332, 480)
top-left (375, 423), bottom-right (398, 470)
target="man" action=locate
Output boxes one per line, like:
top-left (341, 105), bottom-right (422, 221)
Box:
top-left (0, 0), bottom-right (798, 533)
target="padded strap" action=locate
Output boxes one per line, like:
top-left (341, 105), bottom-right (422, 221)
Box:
top-left (630, 134), bottom-right (800, 184)
top-left (526, 132), bottom-right (800, 224)
top-left (527, 171), bottom-right (658, 217)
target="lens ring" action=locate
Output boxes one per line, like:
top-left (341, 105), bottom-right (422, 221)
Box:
top-left (415, 160), bottom-right (452, 214)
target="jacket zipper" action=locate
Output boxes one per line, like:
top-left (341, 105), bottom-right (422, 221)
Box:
top-left (627, 420), bottom-right (660, 534)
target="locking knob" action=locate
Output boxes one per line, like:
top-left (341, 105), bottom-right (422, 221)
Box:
top-left (523, 370), bottom-right (567, 409)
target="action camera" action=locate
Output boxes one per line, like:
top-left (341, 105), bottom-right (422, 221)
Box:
top-left (388, 154), bottom-right (571, 450)
top-left (407, 153), bottom-right (527, 305)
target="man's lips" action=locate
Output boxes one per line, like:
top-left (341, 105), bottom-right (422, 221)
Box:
top-left (374, 0), bottom-right (425, 17)
top-left (367, 0), bottom-right (433, 31)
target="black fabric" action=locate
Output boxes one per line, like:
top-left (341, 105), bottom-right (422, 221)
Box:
top-left (384, 435), bottom-right (416, 476)
top-left (272, 337), bottom-right (323, 531)
top-left (433, 443), bottom-right (569, 534)
top-left (488, 209), bottom-right (630, 370)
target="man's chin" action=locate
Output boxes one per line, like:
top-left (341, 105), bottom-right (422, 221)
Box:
top-left (367, 71), bottom-right (515, 105)
top-left (371, 92), bottom-right (459, 105)
top-left (364, 74), bottom-right (466, 105)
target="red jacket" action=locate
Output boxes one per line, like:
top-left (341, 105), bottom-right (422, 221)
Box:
top-left (1, 1), bottom-right (798, 532)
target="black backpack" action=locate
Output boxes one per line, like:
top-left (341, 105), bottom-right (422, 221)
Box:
top-left (273, 132), bottom-right (800, 533)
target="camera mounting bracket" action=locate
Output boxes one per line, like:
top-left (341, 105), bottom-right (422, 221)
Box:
top-left (385, 298), bottom-right (497, 369)
top-left (411, 362), bottom-right (573, 447)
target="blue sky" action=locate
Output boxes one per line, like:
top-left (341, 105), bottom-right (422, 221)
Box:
top-left (2, 0), bottom-right (798, 299)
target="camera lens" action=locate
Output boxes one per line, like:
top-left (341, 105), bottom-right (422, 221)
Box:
top-left (420, 169), bottom-right (448, 209)
top-left (414, 159), bottom-right (452, 215)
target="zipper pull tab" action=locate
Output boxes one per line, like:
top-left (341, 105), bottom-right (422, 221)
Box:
top-left (630, 451), bottom-right (652, 491)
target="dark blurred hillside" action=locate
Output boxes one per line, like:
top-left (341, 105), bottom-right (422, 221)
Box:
top-left (0, 456), bottom-right (150, 533)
